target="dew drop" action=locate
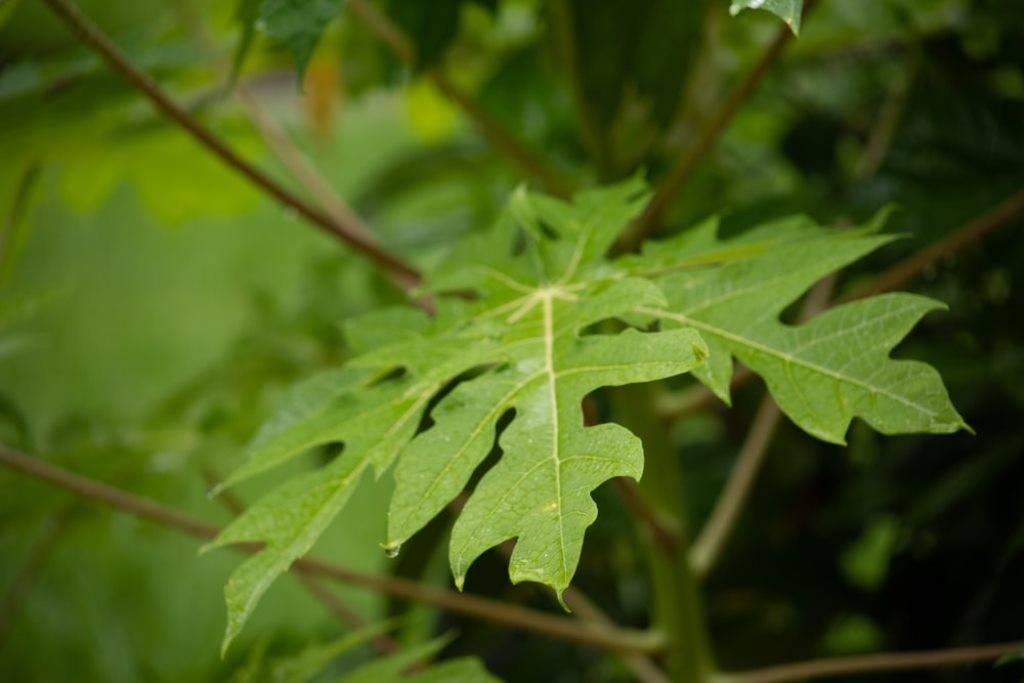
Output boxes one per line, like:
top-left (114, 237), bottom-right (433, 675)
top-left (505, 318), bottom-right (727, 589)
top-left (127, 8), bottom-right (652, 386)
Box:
top-left (384, 543), bottom-right (401, 559)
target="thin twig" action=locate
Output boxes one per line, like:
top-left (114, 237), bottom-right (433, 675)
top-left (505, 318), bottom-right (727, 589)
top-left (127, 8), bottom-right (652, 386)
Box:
top-left (344, 0), bottom-right (573, 197)
top-left (40, 0), bottom-right (421, 288)
top-left (548, 0), bottom-right (607, 175)
top-left (562, 587), bottom-right (670, 683)
top-left (853, 49), bottom-right (919, 182)
top-left (0, 445), bottom-right (663, 654)
top-left (689, 397), bottom-right (780, 578)
top-left (720, 639), bottom-right (1024, 683)
top-left (620, 0), bottom-right (820, 249)
top-left (843, 187), bottom-right (1024, 301)
top-left (612, 478), bottom-right (680, 555)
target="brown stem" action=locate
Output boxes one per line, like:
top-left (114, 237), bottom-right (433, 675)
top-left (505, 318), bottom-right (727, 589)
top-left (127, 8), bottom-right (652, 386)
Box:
top-left (345, 0), bottom-right (573, 197)
top-left (843, 187), bottom-right (1024, 301)
top-left (722, 640), bottom-right (1024, 683)
top-left (40, 0), bottom-right (421, 288)
top-left (0, 445), bottom-right (662, 654)
top-left (620, 0), bottom-right (820, 249)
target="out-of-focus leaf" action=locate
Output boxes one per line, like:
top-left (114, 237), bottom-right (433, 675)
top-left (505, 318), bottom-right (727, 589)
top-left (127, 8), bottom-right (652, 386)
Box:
top-left (381, 0), bottom-right (496, 67)
top-left (730, 0), bottom-right (803, 33)
top-left (229, 0), bottom-right (262, 85)
top-left (569, 0), bottom-right (712, 139)
top-left (840, 515), bottom-right (900, 591)
top-left (232, 626), bottom-right (499, 683)
top-left (260, 0), bottom-right (345, 78)
top-left (339, 633), bottom-right (499, 682)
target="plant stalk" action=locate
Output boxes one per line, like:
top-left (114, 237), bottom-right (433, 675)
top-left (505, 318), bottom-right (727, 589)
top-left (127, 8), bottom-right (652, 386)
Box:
top-left (612, 384), bottom-right (715, 682)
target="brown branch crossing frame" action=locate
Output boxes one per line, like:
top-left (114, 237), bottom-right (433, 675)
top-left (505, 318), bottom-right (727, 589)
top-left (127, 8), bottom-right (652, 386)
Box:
top-left (620, 0), bottom-right (820, 249)
top-left (39, 0), bottom-right (422, 291)
top-left (0, 444), bottom-right (662, 654)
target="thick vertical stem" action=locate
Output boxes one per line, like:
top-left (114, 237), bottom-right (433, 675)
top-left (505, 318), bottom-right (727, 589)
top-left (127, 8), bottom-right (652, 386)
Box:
top-left (612, 385), bottom-right (714, 682)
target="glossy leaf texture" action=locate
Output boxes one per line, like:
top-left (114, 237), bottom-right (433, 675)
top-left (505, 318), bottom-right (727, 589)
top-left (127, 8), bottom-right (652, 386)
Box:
top-left (208, 179), bottom-right (964, 650)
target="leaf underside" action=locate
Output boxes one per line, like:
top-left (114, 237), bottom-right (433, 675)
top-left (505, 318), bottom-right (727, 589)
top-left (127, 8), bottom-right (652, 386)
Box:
top-left (209, 178), bottom-right (964, 650)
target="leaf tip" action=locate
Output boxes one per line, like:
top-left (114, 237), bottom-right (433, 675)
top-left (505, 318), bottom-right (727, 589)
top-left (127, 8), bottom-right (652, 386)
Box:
top-left (555, 589), bottom-right (571, 612)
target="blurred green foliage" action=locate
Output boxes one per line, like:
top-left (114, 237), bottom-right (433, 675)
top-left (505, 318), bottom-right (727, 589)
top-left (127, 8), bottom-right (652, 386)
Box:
top-left (1, 0), bottom-right (1022, 681)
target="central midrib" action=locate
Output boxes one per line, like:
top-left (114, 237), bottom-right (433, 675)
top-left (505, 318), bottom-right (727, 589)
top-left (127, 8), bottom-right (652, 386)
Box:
top-left (542, 293), bottom-right (570, 584)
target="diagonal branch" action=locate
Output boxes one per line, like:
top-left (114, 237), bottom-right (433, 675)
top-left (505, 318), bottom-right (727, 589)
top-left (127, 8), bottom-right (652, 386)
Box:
top-left (345, 0), bottom-right (573, 197)
top-left (40, 0), bottom-right (421, 290)
top-left (0, 444), bottom-right (663, 655)
top-left (620, 0), bottom-right (820, 249)
top-left (721, 639), bottom-right (1024, 683)
top-left (843, 187), bottom-right (1024, 301)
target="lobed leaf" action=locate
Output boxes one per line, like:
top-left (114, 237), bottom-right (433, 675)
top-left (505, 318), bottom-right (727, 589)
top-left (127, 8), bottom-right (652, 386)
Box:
top-left (635, 214), bottom-right (968, 444)
top-left (209, 179), bottom-right (963, 649)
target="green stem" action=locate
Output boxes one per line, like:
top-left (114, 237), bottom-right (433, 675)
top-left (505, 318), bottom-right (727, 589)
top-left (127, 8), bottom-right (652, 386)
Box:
top-left (612, 385), bottom-right (714, 682)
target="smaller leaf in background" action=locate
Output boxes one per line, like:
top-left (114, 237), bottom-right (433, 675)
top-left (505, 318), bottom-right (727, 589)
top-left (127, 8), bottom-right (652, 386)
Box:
top-left (230, 0), bottom-right (262, 86)
top-left (382, 0), bottom-right (497, 67)
top-left (231, 624), bottom-right (499, 683)
top-left (840, 515), bottom-right (900, 591)
top-left (340, 633), bottom-right (498, 682)
top-left (405, 78), bottom-right (460, 144)
top-left (260, 0), bottom-right (345, 78)
top-left (730, 0), bottom-right (804, 34)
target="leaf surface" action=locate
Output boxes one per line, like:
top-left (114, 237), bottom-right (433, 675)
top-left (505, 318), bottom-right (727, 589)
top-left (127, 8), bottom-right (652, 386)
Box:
top-left (210, 180), bottom-right (963, 649)
top-left (635, 214), bottom-right (967, 444)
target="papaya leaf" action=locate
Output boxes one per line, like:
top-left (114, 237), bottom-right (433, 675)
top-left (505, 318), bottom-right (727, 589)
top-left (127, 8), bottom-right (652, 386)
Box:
top-left (209, 178), bottom-right (707, 649)
top-left (730, 0), bottom-right (803, 33)
top-left (209, 178), bottom-right (963, 649)
top-left (633, 213), bottom-right (968, 444)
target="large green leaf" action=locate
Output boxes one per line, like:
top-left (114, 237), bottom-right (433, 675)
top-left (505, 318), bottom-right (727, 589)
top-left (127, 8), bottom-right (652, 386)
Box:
top-left (209, 179), bottom-right (963, 649)
top-left (208, 178), bottom-right (707, 649)
top-left (631, 213), bottom-right (968, 444)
